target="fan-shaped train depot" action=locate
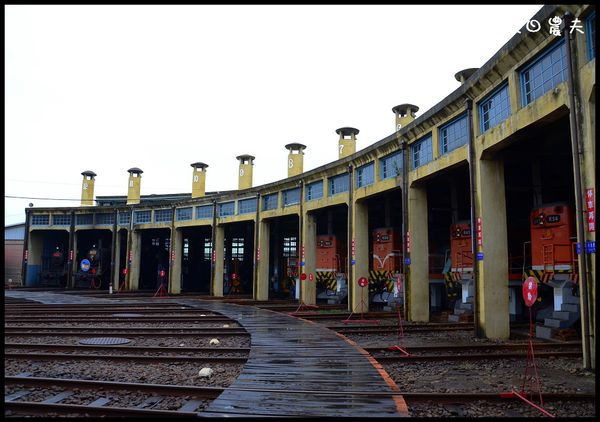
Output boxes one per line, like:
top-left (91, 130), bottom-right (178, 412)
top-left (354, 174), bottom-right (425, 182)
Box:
top-left (18, 5), bottom-right (596, 369)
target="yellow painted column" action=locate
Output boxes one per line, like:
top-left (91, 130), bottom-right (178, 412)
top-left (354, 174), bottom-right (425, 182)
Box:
top-left (129, 230), bottom-right (141, 291)
top-left (351, 199), bottom-right (369, 312)
top-left (301, 211), bottom-right (317, 305)
top-left (256, 218), bottom-right (270, 300)
top-left (213, 225), bottom-right (224, 297)
top-left (170, 228), bottom-right (182, 294)
top-left (475, 157), bottom-right (509, 339)
top-left (408, 184), bottom-right (429, 322)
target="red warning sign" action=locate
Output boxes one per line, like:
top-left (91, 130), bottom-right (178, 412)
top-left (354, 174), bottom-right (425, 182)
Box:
top-left (159, 270), bottom-right (166, 278)
top-left (358, 277), bottom-right (368, 287)
top-left (309, 273), bottom-right (314, 281)
top-left (522, 276), bottom-right (538, 307)
top-left (300, 273), bottom-right (307, 281)
top-left (231, 273), bottom-right (237, 280)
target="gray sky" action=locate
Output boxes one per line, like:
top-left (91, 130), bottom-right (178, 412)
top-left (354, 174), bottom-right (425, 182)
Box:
top-left (5, 4), bottom-right (544, 226)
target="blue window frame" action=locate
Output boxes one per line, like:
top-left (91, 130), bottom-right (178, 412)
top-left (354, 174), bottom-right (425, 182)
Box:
top-left (238, 198), bottom-right (258, 214)
top-left (305, 180), bottom-right (323, 201)
top-left (262, 193), bottom-right (278, 211)
top-left (95, 213), bottom-right (114, 225)
top-left (520, 40), bottom-right (568, 106)
top-left (31, 214), bottom-right (49, 225)
top-left (380, 151), bottom-right (402, 180)
top-left (52, 214), bottom-right (71, 226)
top-left (440, 114), bottom-right (468, 153)
top-left (411, 134), bottom-right (433, 169)
top-left (118, 211), bottom-right (131, 225)
top-left (218, 202), bottom-right (235, 217)
top-left (282, 188), bottom-right (301, 206)
top-left (155, 209), bottom-right (173, 223)
top-left (76, 214), bottom-right (93, 225)
top-left (587, 11), bottom-right (596, 60)
top-left (196, 205), bottom-right (213, 220)
top-left (479, 84), bottom-right (510, 133)
top-left (134, 210), bottom-right (151, 224)
top-left (329, 173), bottom-right (349, 196)
top-left (176, 207), bottom-right (193, 221)
top-left (356, 162), bottom-right (374, 188)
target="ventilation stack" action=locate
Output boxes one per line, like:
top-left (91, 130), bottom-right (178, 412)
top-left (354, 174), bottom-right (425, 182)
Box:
top-left (80, 170), bottom-right (96, 207)
top-left (191, 162), bottom-right (208, 198)
top-left (285, 143), bottom-right (306, 177)
top-left (392, 104), bottom-right (419, 131)
top-left (236, 155), bottom-right (255, 190)
top-left (126, 167), bottom-right (143, 205)
top-left (336, 127), bottom-right (359, 159)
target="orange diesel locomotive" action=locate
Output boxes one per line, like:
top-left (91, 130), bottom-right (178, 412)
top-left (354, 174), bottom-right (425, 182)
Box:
top-left (370, 227), bottom-right (402, 299)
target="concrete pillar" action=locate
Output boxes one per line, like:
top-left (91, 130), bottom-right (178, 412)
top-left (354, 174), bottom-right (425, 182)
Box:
top-left (350, 199), bottom-right (369, 312)
top-left (301, 211), bottom-right (317, 305)
top-left (408, 185), bottom-right (429, 322)
top-left (191, 162), bottom-right (208, 198)
top-left (213, 225), bottom-right (224, 297)
top-left (256, 218), bottom-right (270, 300)
top-left (129, 230), bottom-right (141, 291)
top-left (80, 171), bottom-right (96, 206)
top-left (475, 157), bottom-right (509, 339)
top-left (170, 228), bottom-right (182, 294)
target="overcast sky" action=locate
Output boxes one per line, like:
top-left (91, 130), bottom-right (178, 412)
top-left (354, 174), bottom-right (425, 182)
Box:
top-left (5, 4), bottom-right (544, 226)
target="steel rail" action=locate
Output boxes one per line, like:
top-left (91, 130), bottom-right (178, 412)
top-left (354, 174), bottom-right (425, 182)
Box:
top-left (4, 352), bottom-right (248, 362)
top-left (4, 401), bottom-right (200, 417)
top-left (372, 351), bottom-right (581, 362)
top-left (363, 342), bottom-right (582, 353)
top-left (5, 330), bottom-right (248, 337)
top-left (4, 343), bottom-right (251, 353)
top-left (5, 376), bottom-right (225, 397)
top-left (4, 326), bottom-right (246, 332)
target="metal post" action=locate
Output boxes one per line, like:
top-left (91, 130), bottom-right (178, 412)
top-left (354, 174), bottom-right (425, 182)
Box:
top-left (110, 208), bottom-right (118, 291)
top-left (347, 164), bottom-right (354, 311)
top-left (253, 193), bottom-right (260, 300)
top-left (563, 12), bottom-right (591, 370)
top-left (401, 139), bottom-right (409, 321)
top-left (465, 97), bottom-right (481, 338)
top-left (21, 208), bottom-right (31, 286)
top-left (67, 210), bottom-right (75, 288)
top-left (209, 200), bottom-right (217, 297)
top-left (298, 180), bottom-right (304, 303)
top-left (125, 207), bottom-right (134, 291)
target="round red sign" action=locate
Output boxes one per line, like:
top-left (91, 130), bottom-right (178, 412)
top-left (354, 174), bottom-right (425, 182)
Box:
top-left (122, 268), bottom-right (128, 275)
top-left (358, 277), bottom-right (368, 287)
top-left (522, 276), bottom-right (538, 307)
top-left (159, 270), bottom-right (166, 278)
top-left (232, 273), bottom-right (237, 280)
top-left (300, 273), bottom-right (307, 281)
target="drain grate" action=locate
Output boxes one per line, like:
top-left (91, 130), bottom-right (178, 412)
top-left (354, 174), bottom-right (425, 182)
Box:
top-left (79, 337), bottom-right (131, 345)
top-left (111, 313), bottom-right (143, 317)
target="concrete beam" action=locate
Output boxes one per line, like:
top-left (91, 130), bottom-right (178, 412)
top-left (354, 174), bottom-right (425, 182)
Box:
top-left (408, 185), bottom-right (429, 322)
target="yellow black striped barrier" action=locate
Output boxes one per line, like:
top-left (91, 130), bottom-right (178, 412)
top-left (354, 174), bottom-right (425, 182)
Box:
top-left (316, 271), bottom-right (336, 291)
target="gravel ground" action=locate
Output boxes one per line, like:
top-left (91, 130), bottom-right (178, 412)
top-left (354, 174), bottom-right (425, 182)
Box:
top-left (341, 328), bottom-right (595, 418)
top-left (5, 359), bottom-right (244, 387)
top-left (5, 335), bottom-right (251, 348)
